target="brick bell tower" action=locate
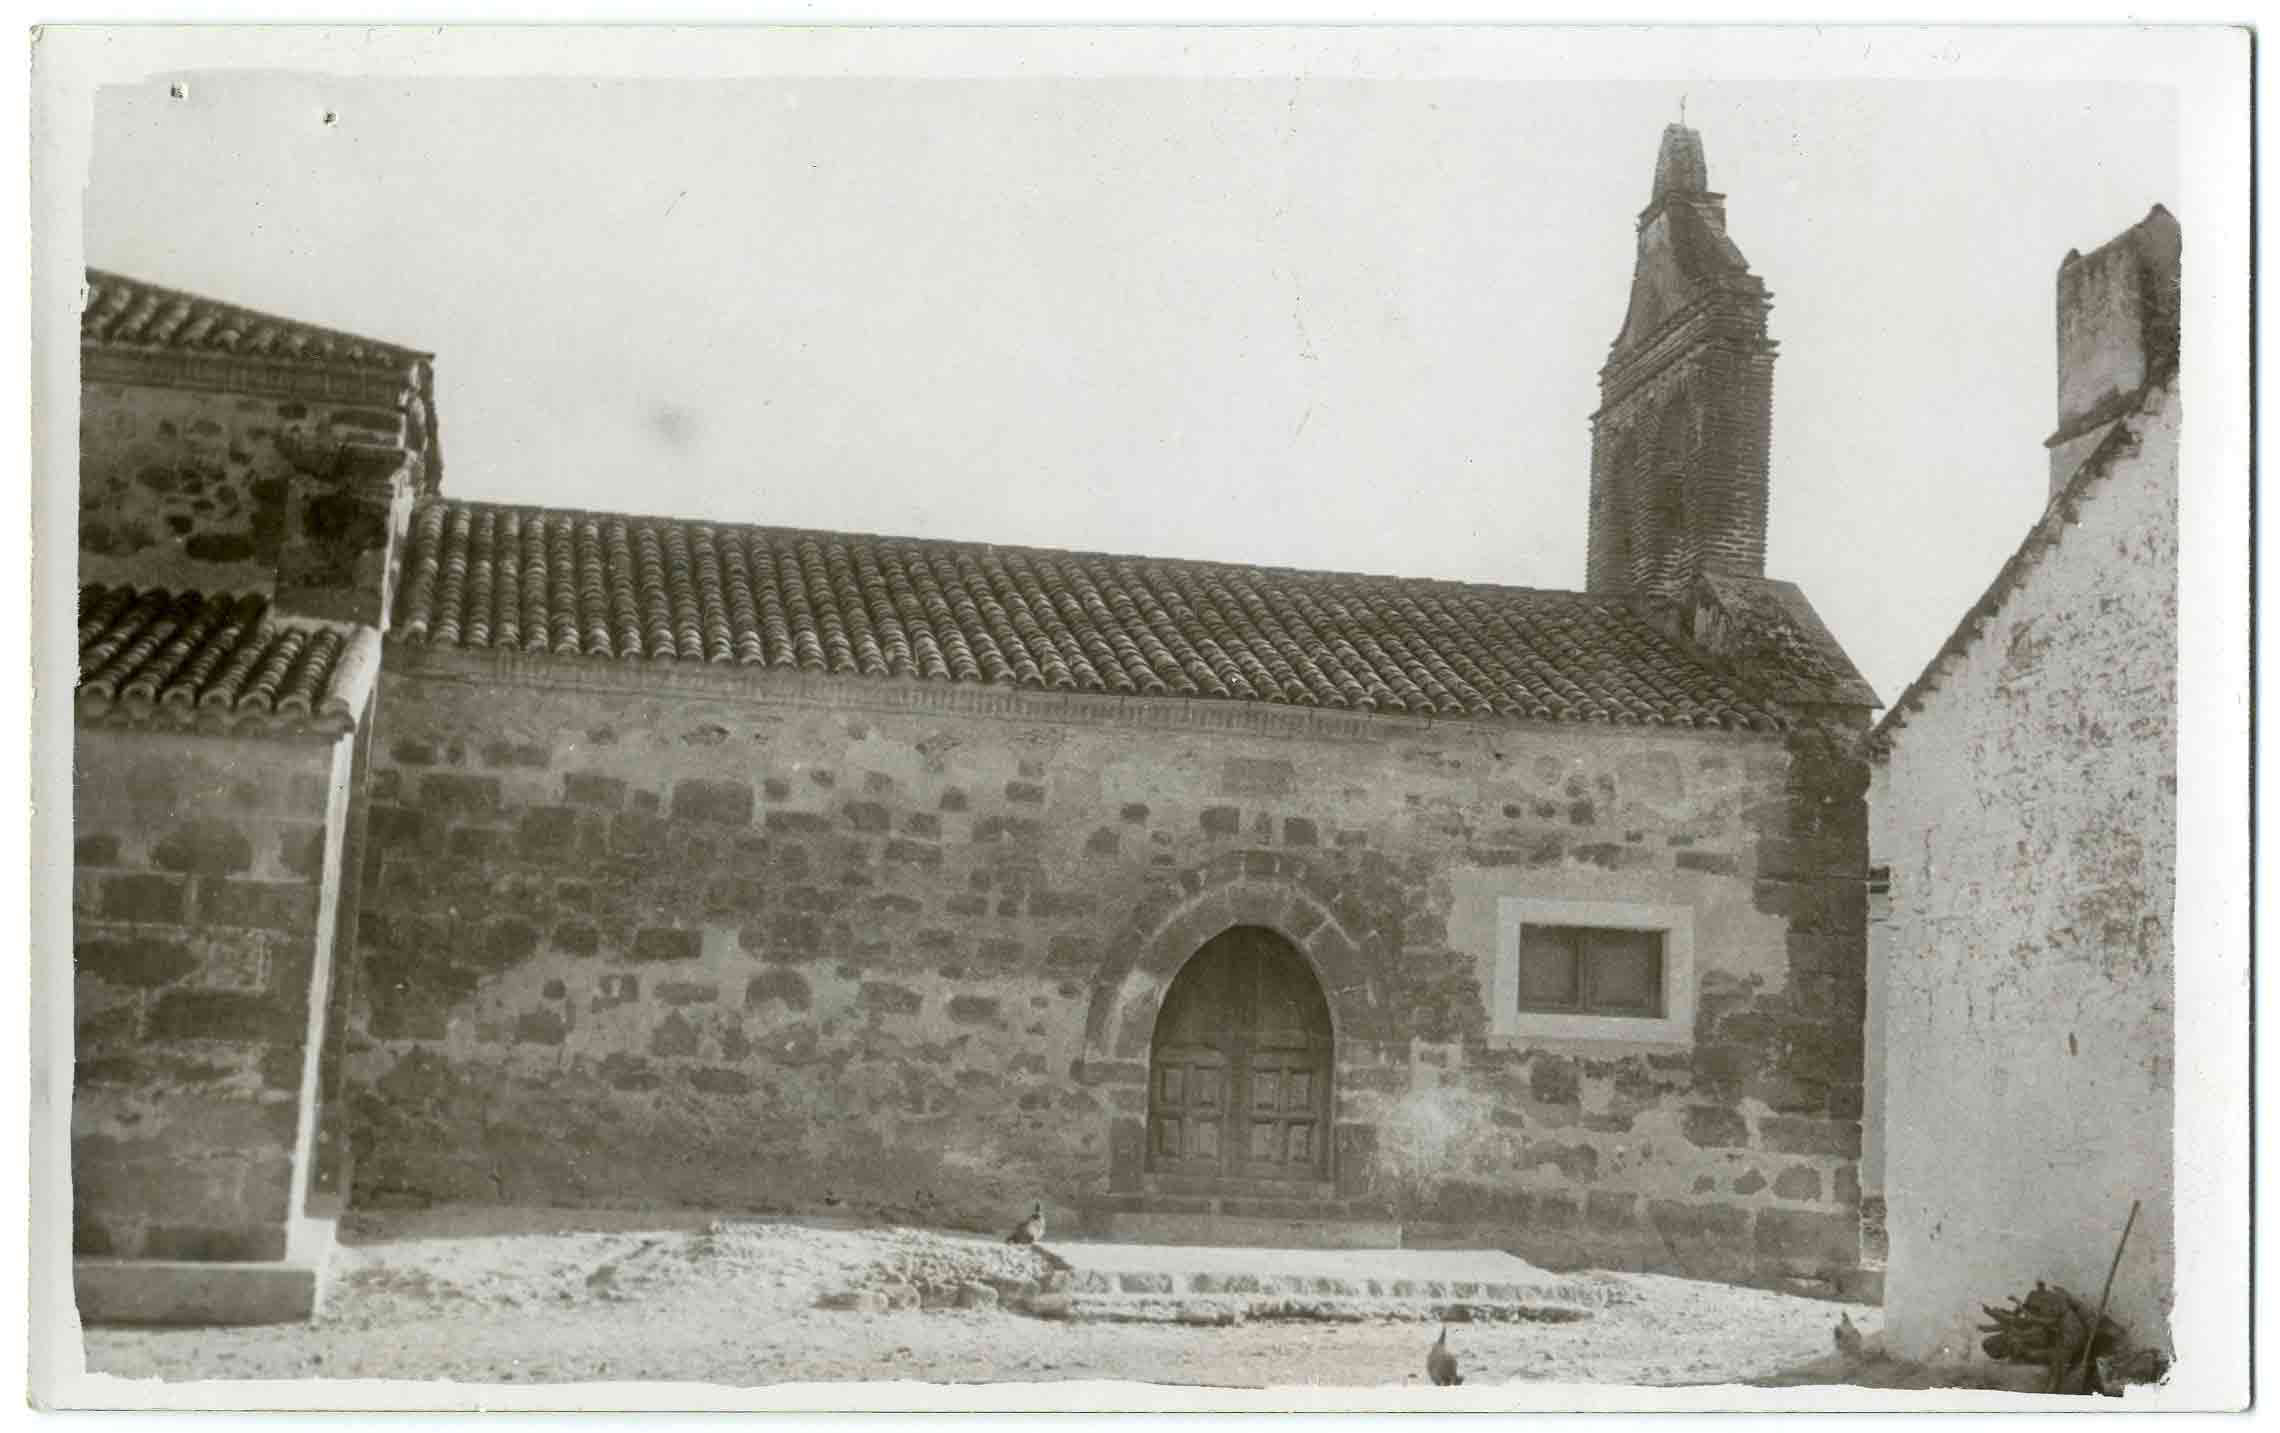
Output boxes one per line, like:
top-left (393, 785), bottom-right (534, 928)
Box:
top-left (1586, 122), bottom-right (1778, 607)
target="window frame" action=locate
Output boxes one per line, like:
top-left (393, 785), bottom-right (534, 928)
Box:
top-left (1492, 898), bottom-right (1696, 1046)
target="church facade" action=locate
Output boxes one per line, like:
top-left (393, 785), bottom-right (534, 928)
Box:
top-left (69, 125), bottom-right (1879, 1321)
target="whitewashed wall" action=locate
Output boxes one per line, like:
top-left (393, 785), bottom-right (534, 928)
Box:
top-left (1874, 381), bottom-right (2177, 1362)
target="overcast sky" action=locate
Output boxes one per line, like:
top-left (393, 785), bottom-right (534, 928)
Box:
top-left (83, 69), bottom-right (2176, 709)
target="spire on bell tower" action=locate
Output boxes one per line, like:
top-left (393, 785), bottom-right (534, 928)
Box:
top-left (1585, 123), bottom-right (1778, 605)
top-left (1650, 120), bottom-right (1709, 208)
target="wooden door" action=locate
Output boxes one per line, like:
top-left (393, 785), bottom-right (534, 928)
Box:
top-left (1147, 927), bottom-right (1332, 1182)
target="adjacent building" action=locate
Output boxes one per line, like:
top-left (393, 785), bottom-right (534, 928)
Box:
top-left (1870, 207), bottom-right (2179, 1361)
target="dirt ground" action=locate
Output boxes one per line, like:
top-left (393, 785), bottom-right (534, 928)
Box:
top-left (79, 1208), bottom-right (1891, 1390)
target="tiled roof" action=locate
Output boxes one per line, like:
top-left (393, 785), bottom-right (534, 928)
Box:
top-left (76, 585), bottom-right (381, 737)
top-left (393, 500), bottom-right (1788, 732)
top-left (1694, 573), bottom-right (1880, 709)
top-left (82, 269), bottom-right (430, 373)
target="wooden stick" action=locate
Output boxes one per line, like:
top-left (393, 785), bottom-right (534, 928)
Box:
top-left (2072, 1199), bottom-right (2143, 1394)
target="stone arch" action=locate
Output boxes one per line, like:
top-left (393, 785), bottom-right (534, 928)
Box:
top-left (1081, 877), bottom-right (1391, 1076)
top-left (1079, 873), bottom-right (1395, 1199)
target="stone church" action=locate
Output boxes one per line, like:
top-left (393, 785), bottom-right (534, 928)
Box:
top-left (68, 123), bottom-right (1879, 1323)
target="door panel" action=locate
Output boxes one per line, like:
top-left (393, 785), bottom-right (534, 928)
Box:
top-left (1146, 925), bottom-right (1333, 1183)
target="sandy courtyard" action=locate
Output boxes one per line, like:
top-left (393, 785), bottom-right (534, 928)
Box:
top-left (77, 1209), bottom-right (1882, 1391)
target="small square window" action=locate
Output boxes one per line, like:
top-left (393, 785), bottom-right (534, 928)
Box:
top-left (1517, 924), bottom-right (1666, 1018)
top-left (1494, 898), bottom-right (1694, 1046)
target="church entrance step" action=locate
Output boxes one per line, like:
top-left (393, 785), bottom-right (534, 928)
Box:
top-left (1139, 1174), bottom-right (1344, 1202)
top-left (1021, 1241), bottom-right (1613, 1324)
top-left (1090, 1209), bottom-right (1402, 1251)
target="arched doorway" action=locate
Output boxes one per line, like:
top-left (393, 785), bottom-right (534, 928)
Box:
top-left (1147, 926), bottom-right (1333, 1182)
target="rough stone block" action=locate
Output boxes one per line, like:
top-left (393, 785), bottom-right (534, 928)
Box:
top-left (201, 879), bottom-right (321, 934)
top-left (671, 779), bottom-right (755, 827)
top-left (884, 839), bottom-right (941, 867)
top-left (75, 833), bottom-right (122, 867)
top-left (102, 873), bottom-right (188, 923)
top-left (447, 826), bottom-right (507, 862)
top-left (859, 982), bottom-right (922, 1016)
top-left (366, 805), bottom-right (426, 849)
top-left (1199, 806), bottom-right (1241, 836)
top-left (648, 1012), bottom-right (700, 1057)
top-left (1754, 1206), bottom-right (1860, 1274)
top-left (688, 1067), bottom-right (753, 1095)
top-left (1586, 1190), bottom-right (1639, 1231)
top-left (746, 969), bottom-right (812, 1012)
top-left (553, 923), bottom-right (600, 957)
top-left (518, 806), bottom-right (580, 856)
top-left (1759, 1116), bottom-right (1861, 1159)
top-left (75, 1257), bottom-right (319, 1325)
top-left (76, 932), bottom-right (200, 989)
top-left (276, 824), bottom-right (328, 880)
top-left (1681, 1104), bottom-right (1751, 1148)
top-left (1772, 1165), bottom-right (1822, 1201)
top-left (145, 990), bottom-right (302, 1045)
top-left (946, 995), bottom-right (1000, 1025)
top-left (513, 1008), bottom-right (568, 1045)
top-left (631, 928), bottom-right (701, 963)
top-left (1645, 1200), bottom-right (1756, 1283)
top-left (480, 739), bottom-right (551, 769)
top-left (419, 773), bottom-right (500, 814)
top-left (563, 772), bottom-right (627, 807)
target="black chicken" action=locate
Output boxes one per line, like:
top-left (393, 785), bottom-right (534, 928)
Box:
top-left (1427, 1326), bottom-right (1463, 1386)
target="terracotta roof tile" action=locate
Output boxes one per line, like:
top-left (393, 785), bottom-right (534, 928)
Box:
top-left (76, 585), bottom-right (379, 737)
top-left (82, 270), bottom-right (430, 373)
top-left (394, 499), bottom-right (1788, 732)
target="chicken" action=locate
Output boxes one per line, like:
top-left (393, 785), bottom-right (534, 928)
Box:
top-left (1834, 1311), bottom-right (1865, 1360)
top-left (1426, 1326), bottom-right (1463, 1386)
top-left (1005, 1199), bottom-right (1045, 1246)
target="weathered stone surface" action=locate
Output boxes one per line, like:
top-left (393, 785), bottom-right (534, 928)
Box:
top-left (342, 670), bottom-right (1866, 1263)
top-left (1772, 1165), bottom-right (1821, 1201)
top-left (1681, 1104), bottom-right (1750, 1148)
top-left (670, 779), bottom-right (755, 826)
top-left (102, 873), bottom-right (188, 923)
top-left (630, 928), bottom-right (701, 963)
top-left (1754, 1206), bottom-right (1859, 1274)
top-left (77, 932), bottom-right (200, 989)
top-left (151, 821), bottom-right (256, 876)
top-left (1759, 1116), bottom-right (1860, 1159)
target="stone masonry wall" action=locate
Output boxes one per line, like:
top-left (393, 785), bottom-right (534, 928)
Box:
top-left (73, 726), bottom-right (353, 1261)
top-left (76, 380), bottom-right (410, 595)
top-left (351, 660), bottom-right (1870, 1283)
top-left (1875, 382), bottom-right (2178, 1359)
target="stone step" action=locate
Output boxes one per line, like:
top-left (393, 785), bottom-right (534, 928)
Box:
top-left (1017, 1241), bottom-right (1615, 1325)
top-left (1089, 1209), bottom-right (1402, 1250)
top-left (1139, 1174), bottom-right (1344, 1201)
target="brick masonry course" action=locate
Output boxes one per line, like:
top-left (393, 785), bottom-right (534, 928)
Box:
top-left (348, 669), bottom-right (1871, 1284)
